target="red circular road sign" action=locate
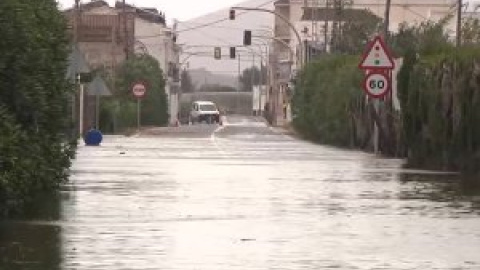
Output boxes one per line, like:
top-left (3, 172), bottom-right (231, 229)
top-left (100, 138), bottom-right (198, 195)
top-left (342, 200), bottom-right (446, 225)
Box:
top-left (132, 82), bottom-right (146, 98)
top-left (363, 72), bottom-right (390, 98)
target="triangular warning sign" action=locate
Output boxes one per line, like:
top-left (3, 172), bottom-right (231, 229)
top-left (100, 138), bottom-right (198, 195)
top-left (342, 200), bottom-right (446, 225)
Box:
top-left (359, 36), bottom-right (395, 70)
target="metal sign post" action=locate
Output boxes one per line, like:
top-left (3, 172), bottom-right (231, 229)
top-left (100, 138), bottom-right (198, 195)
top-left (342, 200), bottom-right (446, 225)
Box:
top-left (137, 99), bottom-right (141, 132)
top-left (96, 93), bottom-right (100, 129)
top-left (79, 83), bottom-right (84, 137)
top-left (132, 82), bottom-right (147, 133)
top-left (78, 83), bottom-right (84, 138)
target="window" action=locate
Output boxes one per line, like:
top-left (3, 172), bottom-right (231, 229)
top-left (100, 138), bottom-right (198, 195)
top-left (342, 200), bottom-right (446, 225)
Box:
top-left (199, 104), bottom-right (216, 111)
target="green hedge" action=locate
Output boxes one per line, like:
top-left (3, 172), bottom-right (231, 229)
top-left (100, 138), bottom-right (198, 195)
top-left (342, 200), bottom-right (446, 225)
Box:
top-left (399, 49), bottom-right (480, 172)
top-left (293, 50), bottom-right (480, 174)
top-left (0, 0), bottom-right (75, 217)
top-left (292, 55), bottom-right (365, 147)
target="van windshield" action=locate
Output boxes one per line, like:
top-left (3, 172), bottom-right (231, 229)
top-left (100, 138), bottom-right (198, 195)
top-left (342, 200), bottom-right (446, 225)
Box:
top-left (199, 104), bottom-right (217, 111)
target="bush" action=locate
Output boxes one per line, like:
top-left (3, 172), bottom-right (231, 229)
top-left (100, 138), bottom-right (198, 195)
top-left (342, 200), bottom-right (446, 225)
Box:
top-left (399, 49), bottom-right (480, 172)
top-left (292, 55), bottom-right (364, 147)
top-left (0, 0), bottom-right (75, 217)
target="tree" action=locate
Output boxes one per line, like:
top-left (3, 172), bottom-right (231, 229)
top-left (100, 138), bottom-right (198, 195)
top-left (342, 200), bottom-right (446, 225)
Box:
top-left (0, 0), bottom-right (74, 217)
top-left (390, 17), bottom-right (453, 56)
top-left (461, 17), bottom-right (480, 47)
top-left (114, 54), bottom-right (168, 128)
top-left (335, 9), bottom-right (383, 54)
top-left (238, 65), bottom-right (267, 92)
top-left (181, 69), bottom-right (195, 93)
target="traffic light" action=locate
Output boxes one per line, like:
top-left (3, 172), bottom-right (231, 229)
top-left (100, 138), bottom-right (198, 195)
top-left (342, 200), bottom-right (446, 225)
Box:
top-left (243, 30), bottom-right (252, 46)
top-left (230, 47), bottom-right (236, 59)
top-left (214, 47), bottom-right (221, 60)
top-left (229, 9), bottom-right (235, 20)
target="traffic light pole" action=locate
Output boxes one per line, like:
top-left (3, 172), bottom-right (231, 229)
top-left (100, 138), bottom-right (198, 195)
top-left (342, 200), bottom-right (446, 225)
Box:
top-left (231, 6), bottom-right (304, 68)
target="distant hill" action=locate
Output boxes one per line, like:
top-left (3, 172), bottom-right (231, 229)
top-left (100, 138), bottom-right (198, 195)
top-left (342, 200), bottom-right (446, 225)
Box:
top-left (178, 0), bottom-right (273, 76)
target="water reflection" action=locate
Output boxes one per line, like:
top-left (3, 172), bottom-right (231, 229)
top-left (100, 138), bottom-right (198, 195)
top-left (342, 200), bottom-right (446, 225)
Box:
top-left (396, 173), bottom-right (480, 217)
top-left (399, 174), bottom-right (480, 201)
top-left (0, 194), bottom-right (62, 270)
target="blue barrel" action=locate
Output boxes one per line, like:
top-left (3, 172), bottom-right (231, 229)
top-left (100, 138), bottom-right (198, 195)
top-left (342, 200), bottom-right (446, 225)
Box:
top-left (84, 129), bottom-right (103, 146)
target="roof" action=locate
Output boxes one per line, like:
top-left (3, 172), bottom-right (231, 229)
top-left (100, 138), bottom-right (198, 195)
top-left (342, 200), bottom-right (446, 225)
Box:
top-left (63, 0), bottom-right (109, 12)
top-left (63, 1), bottom-right (166, 25)
top-left (301, 7), bottom-right (380, 22)
top-left (115, 1), bottom-right (166, 25)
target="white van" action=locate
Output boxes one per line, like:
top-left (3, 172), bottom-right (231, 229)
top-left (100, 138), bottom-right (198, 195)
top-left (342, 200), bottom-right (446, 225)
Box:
top-left (189, 101), bottom-right (220, 124)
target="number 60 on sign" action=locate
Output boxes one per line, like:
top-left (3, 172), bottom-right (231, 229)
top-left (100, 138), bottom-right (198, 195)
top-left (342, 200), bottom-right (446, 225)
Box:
top-left (363, 72), bottom-right (390, 98)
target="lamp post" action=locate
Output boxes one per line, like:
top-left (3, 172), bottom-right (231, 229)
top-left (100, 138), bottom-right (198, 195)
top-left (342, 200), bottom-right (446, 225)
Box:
top-left (252, 40), bottom-right (270, 115)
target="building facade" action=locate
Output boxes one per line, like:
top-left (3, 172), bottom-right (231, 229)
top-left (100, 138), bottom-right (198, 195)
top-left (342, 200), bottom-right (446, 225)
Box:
top-left (65, 0), bottom-right (180, 127)
top-left (125, 2), bottom-right (181, 126)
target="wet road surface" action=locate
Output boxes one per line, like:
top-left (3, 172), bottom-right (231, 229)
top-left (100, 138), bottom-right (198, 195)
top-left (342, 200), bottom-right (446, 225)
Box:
top-left (1, 116), bottom-right (480, 270)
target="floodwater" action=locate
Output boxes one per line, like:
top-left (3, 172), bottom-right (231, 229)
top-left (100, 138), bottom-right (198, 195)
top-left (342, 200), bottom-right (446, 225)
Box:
top-left (1, 116), bottom-right (480, 270)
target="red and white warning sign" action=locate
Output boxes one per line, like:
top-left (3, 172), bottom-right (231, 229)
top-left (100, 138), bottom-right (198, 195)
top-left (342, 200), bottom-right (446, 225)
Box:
top-left (363, 71), bottom-right (390, 98)
top-left (359, 36), bottom-right (395, 70)
top-left (132, 82), bottom-right (146, 98)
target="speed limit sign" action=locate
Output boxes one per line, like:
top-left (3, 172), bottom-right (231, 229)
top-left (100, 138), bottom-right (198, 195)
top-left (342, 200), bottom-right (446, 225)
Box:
top-left (363, 72), bottom-right (390, 98)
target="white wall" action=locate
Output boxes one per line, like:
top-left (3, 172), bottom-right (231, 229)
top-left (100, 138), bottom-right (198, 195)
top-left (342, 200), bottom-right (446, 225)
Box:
top-left (135, 18), bottom-right (179, 125)
top-left (135, 19), bottom-right (172, 78)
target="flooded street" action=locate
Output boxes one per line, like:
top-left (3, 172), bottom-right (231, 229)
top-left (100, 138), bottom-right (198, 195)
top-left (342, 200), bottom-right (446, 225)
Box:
top-left (1, 116), bottom-right (480, 270)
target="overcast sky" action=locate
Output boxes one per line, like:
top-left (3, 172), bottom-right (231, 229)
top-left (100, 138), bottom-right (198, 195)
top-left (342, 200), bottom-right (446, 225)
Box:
top-left (57, 0), bottom-right (247, 22)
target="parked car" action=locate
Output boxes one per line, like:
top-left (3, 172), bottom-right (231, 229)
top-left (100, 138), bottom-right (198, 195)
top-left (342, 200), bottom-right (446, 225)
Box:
top-left (189, 101), bottom-right (220, 124)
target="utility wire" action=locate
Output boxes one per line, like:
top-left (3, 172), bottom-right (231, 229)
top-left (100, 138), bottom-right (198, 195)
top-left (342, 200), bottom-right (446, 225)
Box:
top-left (184, 21), bottom-right (266, 58)
top-left (177, 0), bottom-right (276, 33)
top-left (136, 0), bottom-right (275, 39)
top-left (137, 24), bottom-right (271, 39)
